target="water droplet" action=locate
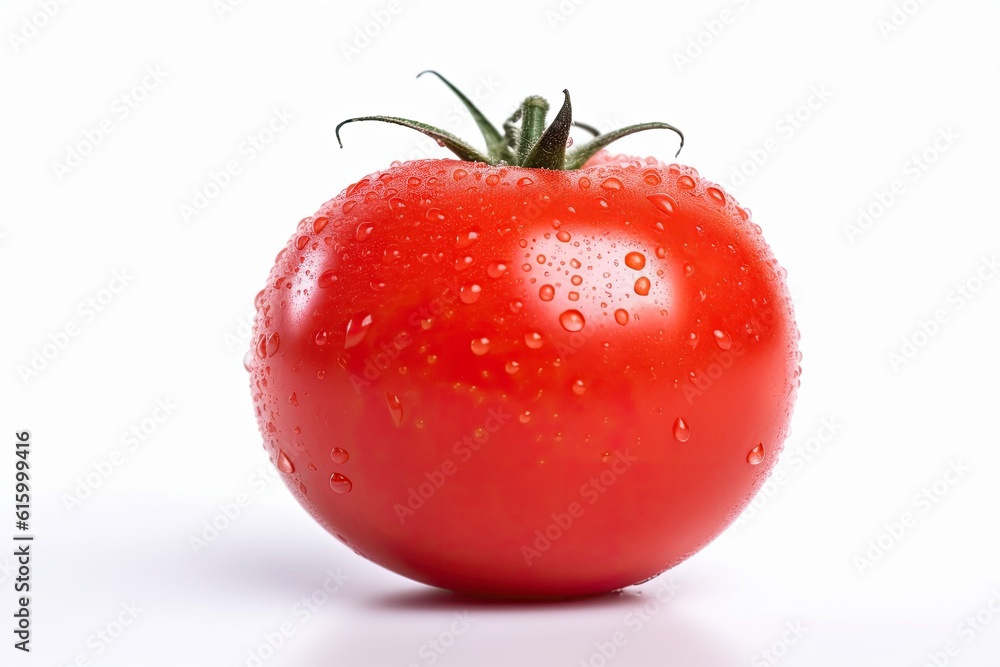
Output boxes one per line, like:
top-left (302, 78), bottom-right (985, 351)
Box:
top-left (594, 198), bottom-right (609, 209)
top-left (673, 417), bottom-right (691, 442)
top-left (318, 270), bottom-right (337, 288)
top-left (578, 176), bottom-right (591, 189)
top-left (296, 235), bottom-right (310, 250)
top-left (678, 175), bottom-right (696, 190)
top-left (570, 258), bottom-right (582, 269)
top-left (454, 168), bottom-right (468, 180)
top-left (487, 261), bottom-right (508, 278)
top-left (643, 170), bottom-right (661, 185)
top-left (519, 410), bottom-right (532, 424)
top-left (456, 229), bottom-right (479, 248)
top-left (385, 392), bottom-right (403, 426)
top-left (312, 216), bottom-right (329, 233)
top-left (614, 309), bottom-right (629, 326)
top-left (706, 187), bottom-right (725, 204)
top-left (460, 283), bottom-right (482, 304)
top-left (634, 277), bottom-right (651, 296)
top-left (647, 193), bottom-right (678, 215)
top-left (242, 350), bottom-right (253, 372)
top-left (288, 392), bottom-right (298, 406)
top-left (455, 256), bottom-right (474, 271)
top-left (509, 300), bottom-right (524, 313)
top-left (600, 177), bottom-right (623, 191)
top-left (342, 201), bottom-right (357, 214)
top-left (556, 230), bottom-right (571, 242)
top-left (570, 275), bottom-right (583, 286)
top-left (684, 263), bottom-right (694, 277)
top-left (355, 222), bottom-right (374, 241)
top-left (712, 329), bottom-right (732, 351)
top-left (572, 379), bottom-right (587, 395)
top-left (747, 443), bottom-right (765, 465)
top-left (654, 247), bottom-right (667, 259)
top-left (505, 360), bottom-right (520, 374)
top-left (407, 176), bottom-right (422, 187)
top-left (559, 309), bottom-right (586, 332)
top-left (522, 263), bottom-right (532, 273)
top-left (525, 332), bottom-right (544, 349)
top-left (382, 244), bottom-right (401, 264)
top-left (625, 252), bottom-right (646, 270)
top-left (517, 177), bottom-right (533, 187)
top-left (426, 208), bottom-right (445, 222)
top-left (276, 450), bottom-right (295, 474)
top-left (565, 135), bottom-right (574, 148)
top-left (329, 473), bottom-right (353, 494)
top-left (539, 284), bottom-right (555, 301)
top-left (536, 254), bottom-right (547, 264)
top-left (344, 314), bottom-right (372, 349)
top-left (331, 447), bottom-right (349, 464)
top-left (470, 337), bottom-right (491, 356)
top-left (265, 332), bottom-right (281, 356)
top-left (486, 174), bottom-right (500, 186)
top-left (568, 291), bottom-right (580, 301)
top-left (518, 239), bottom-right (529, 248)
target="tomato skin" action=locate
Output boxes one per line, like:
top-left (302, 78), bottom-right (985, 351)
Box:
top-left (248, 155), bottom-right (798, 597)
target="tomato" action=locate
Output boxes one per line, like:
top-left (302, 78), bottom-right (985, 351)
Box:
top-left (247, 74), bottom-right (799, 597)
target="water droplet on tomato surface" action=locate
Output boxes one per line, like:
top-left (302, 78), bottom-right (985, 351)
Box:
top-left (706, 187), bottom-right (725, 204)
top-left (509, 300), bottom-right (524, 313)
top-left (634, 277), bottom-right (651, 296)
top-left (426, 208), bottom-right (445, 222)
top-left (600, 177), bottom-right (623, 191)
top-left (470, 337), bottom-right (491, 356)
top-left (342, 201), bottom-right (357, 214)
top-left (525, 332), bottom-right (544, 349)
top-left (643, 170), bottom-right (661, 185)
top-left (570, 258), bottom-right (582, 269)
top-left (684, 264), bottom-right (695, 277)
top-left (456, 229), bottom-right (479, 248)
top-left (673, 417), bottom-right (691, 442)
top-left (559, 309), bottom-right (586, 332)
top-left (505, 360), bottom-right (521, 374)
top-left (242, 350), bottom-right (253, 372)
top-left (517, 177), bottom-right (533, 187)
top-left (486, 174), bottom-right (500, 186)
top-left (572, 379), bottom-right (587, 395)
top-left (519, 410), bottom-right (532, 424)
top-left (460, 284), bottom-right (482, 304)
top-left (453, 168), bottom-right (468, 180)
top-left (712, 329), bottom-right (732, 351)
top-left (288, 392), bottom-right (298, 406)
top-left (329, 473), bottom-right (353, 494)
top-left (344, 314), bottom-right (372, 349)
top-left (677, 175), bottom-right (696, 190)
top-left (275, 450), bottom-right (295, 474)
top-left (455, 256), bottom-right (474, 271)
top-left (614, 309), bottom-right (629, 326)
top-left (318, 270), bottom-right (338, 288)
top-left (331, 447), bottom-right (349, 464)
top-left (647, 193), bottom-right (678, 216)
top-left (385, 392), bottom-right (403, 426)
top-left (296, 235), bottom-right (310, 250)
top-left (314, 329), bottom-right (328, 346)
top-left (487, 261), bottom-right (508, 278)
top-left (747, 443), bottom-right (765, 465)
top-left (539, 284), bottom-right (555, 301)
top-left (265, 332), bottom-right (281, 356)
top-left (625, 252), bottom-right (646, 270)
top-left (556, 230), bottom-right (571, 242)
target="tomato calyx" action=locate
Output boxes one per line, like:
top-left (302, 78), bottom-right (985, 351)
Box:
top-left (334, 70), bottom-right (685, 170)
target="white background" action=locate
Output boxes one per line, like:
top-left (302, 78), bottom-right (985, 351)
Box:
top-left (2, 0), bottom-right (999, 665)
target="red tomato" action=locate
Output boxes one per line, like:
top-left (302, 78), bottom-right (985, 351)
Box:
top-left (247, 76), bottom-right (798, 597)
